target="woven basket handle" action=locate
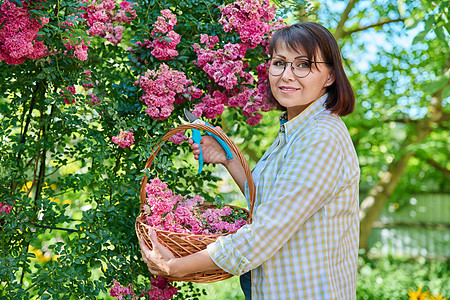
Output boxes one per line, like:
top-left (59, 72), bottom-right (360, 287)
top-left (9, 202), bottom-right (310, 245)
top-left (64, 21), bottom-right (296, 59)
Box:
top-left (140, 123), bottom-right (255, 223)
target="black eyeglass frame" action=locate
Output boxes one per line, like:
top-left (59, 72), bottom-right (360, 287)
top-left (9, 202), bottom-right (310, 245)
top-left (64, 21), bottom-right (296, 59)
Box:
top-left (265, 57), bottom-right (331, 78)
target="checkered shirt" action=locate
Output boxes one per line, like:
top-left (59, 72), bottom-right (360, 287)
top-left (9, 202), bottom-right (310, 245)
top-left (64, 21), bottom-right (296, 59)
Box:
top-left (207, 95), bottom-right (360, 299)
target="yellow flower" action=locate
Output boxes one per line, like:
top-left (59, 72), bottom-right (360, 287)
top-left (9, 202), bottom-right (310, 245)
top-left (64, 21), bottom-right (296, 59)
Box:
top-left (49, 197), bottom-right (61, 204)
top-left (20, 181), bottom-right (33, 192)
top-left (29, 246), bottom-right (56, 263)
top-left (430, 293), bottom-right (447, 300)
top-left (42, 182), bottom-right (57, 190)
top-left (408, 286), bottom-right (431, 300)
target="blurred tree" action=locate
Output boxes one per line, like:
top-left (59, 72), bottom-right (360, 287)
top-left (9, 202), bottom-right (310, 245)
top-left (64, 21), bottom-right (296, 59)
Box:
top-left (315, 0), bottom-right (449, 249)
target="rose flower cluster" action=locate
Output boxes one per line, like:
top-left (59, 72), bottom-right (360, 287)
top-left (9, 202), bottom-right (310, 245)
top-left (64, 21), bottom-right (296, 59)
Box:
top-left (0, 0), bottom-right (49, 65)
top-left (143, 177), bottom-right (247, 235)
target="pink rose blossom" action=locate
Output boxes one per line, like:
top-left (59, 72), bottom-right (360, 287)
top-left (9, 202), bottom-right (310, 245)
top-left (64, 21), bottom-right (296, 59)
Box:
top-left (145, 276), bottom-right (178, 300)
top-left (246, 113), bottom-right (263, 126)
top-left (78, 0), bottom-right (137, 50)
top-left (112, 130), bottom-right (134, 148)
top-left (110, 277), bottom-right (177, 300)
top-left (139, 63), bottom-right (191, 120)
top-left (60, 85), bottom-right (76, 104)
top-left (109, 279), bottom-right (134, 300)
top-left (0, 1), bottom-right (49, 65)
top-left (168, 131), bottom-right (187, 144)
top-left (219, 0), bottom-right (276, 49)
top-left (141, 9), bottom-right (180, 60)
top-left (193, 38), bottom-right (252, 91)
top-left (153, 9), bottom-right (177, 34)
top-left (0, 202), bottom-right (13, 215)
top-left (86, 92), bottom-right (101, 105)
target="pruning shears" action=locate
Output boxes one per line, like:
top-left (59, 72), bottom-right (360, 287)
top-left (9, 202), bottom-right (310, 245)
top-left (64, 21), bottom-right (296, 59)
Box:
top-left (181, 108), bottom-right (233, 174)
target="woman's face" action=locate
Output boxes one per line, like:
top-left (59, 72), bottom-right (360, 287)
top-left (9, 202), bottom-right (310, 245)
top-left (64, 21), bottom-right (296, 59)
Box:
top-left (268, 42), bottom-right (335, 120)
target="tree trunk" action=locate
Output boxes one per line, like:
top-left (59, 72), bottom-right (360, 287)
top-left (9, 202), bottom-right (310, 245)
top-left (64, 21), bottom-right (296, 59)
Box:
top-left (359, 153), bottom-right (412, 249)
top-left (358, 87), bottom-right (447, 249)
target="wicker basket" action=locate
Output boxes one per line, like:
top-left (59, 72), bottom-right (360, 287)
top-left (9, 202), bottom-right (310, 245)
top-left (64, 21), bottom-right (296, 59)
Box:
top-left (136, 123), bottom-right (255, 283)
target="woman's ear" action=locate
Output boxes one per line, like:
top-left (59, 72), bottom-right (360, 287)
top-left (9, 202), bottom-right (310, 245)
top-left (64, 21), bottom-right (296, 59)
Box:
top-left (325, 69), bottom-right (336, 87)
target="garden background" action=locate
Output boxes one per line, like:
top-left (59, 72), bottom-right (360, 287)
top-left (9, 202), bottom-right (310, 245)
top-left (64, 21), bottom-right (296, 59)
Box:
top-left (0, 0), bottom-right (448, 299)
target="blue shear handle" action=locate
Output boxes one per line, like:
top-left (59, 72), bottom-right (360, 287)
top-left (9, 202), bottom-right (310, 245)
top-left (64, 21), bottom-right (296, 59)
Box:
top-left (191, 129), bottom-right (203, 174)
top-left (206, 132), bottom-right (234, 159)
top-left (191, 125), bottom-right (234, 174)
top-left (204, 122), bottom-right (234, 160)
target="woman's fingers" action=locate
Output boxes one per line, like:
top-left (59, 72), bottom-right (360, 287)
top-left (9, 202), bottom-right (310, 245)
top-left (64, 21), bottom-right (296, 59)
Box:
top-left (148, 228), bottom-right (175, 259)
top-left (139, 238), bottom-right (160, 274)
top-left (188, 138), bottom-right (201, 159)
top-left (148, 228), bottom-right (159, 248)
top-left (188, 131), bottom-right (228, 164)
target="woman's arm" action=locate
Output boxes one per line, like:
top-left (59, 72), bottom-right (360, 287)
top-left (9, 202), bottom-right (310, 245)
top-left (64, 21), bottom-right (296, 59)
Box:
top-left (140, 228), bottom-right (220, 277)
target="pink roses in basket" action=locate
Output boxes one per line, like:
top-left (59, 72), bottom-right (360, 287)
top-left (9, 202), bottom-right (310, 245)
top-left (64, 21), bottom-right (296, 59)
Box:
top-left (143, 177), bottom-right (247, 235)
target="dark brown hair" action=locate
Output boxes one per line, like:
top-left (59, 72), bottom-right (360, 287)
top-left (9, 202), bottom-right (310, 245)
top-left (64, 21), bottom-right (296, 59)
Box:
top-left (267, 22), bottom-right (355, 116)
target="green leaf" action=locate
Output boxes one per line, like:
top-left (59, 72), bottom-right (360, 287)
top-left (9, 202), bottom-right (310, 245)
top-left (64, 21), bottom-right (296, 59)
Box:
top-left (434, 26), bottom-right (446, 41)
top-left (424, 76), bottom-right (449, 94)
top-left (12, 0), bottom-right (23, 6)
top-left (412, 27), bottom-right (431, 44)
top-left (397, 0), bottom-right (406, 17)
top-left (28, 9), bottom-right (42, 16)
top-left (424, 15), bottom-right (436, 31)
top-left (442, 85), bottom-right (450, 99)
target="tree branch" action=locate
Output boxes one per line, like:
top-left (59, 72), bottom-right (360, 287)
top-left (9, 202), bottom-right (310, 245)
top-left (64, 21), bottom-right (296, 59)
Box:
top-left (13, 82), bottom-right (42, 192)
top-left (33, 224), bottom-right (79, 233)
top-left (343, 17), bottom-right (405, 36)
top-left (421, 157), bottom-right (450, 176)
top-left (334, 0), bottom-right (359, 39)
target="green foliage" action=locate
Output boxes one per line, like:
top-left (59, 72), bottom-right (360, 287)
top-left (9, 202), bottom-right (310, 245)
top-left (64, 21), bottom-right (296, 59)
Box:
top-left (193, 277), bottom-right (244, 300)
top-left (0, 0), bottom-right (277, 298)
top-left (319, 0), bottom-right (450, 201)
top-left (357, 254), bottom-right (449, 299)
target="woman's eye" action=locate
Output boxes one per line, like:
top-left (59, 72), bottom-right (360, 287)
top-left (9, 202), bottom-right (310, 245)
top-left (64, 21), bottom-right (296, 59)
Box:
top-left (273, 60), bottom-right (286, 67)
top-left (294, 60), bottom-right (310, 68)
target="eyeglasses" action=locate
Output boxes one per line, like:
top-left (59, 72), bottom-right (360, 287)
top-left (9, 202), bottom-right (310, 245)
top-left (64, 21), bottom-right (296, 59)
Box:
top-left (266, 57), bottom-right (330, 78)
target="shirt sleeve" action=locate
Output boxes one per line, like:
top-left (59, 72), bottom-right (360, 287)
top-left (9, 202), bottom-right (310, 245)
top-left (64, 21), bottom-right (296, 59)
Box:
top-left (207, 128), bottom-right (344, 276)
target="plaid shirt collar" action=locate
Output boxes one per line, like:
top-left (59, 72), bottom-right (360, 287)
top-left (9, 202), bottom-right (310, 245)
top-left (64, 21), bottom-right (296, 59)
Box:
top-left (279, 94), bottom-right (328, 142)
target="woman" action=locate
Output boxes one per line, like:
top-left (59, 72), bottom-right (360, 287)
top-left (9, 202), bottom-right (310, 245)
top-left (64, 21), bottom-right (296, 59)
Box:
top-left (140, 22), bottom-right (360, 300)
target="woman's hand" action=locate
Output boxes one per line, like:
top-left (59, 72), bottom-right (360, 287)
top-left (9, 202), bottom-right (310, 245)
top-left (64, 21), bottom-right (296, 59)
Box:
top-left (189, 126), bottom-right (247, 194)
top-left (139, 228), bottom-right (176, 277)
top-left (188, 126), bottom-right (233, 166)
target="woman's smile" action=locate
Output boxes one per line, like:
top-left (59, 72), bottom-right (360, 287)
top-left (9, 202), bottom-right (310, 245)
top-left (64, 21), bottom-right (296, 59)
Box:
top-left (279, 85), bottom-right (300, 93)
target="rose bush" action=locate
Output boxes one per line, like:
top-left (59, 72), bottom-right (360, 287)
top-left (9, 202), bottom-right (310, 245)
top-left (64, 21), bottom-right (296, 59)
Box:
top-left (0, 0), bottom-right (290, 298)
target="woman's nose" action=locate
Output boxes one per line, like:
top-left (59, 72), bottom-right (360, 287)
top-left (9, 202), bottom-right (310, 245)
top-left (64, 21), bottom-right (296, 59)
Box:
top-left (281, 63), bottom-right (296, 80)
